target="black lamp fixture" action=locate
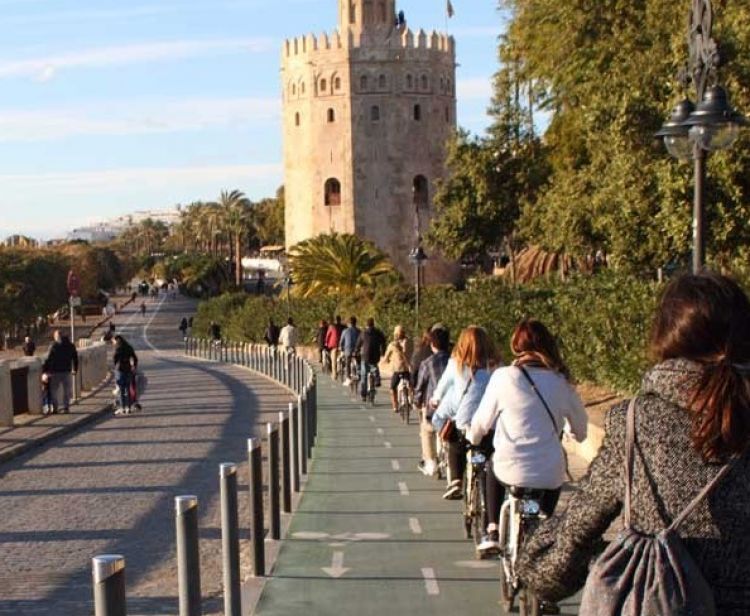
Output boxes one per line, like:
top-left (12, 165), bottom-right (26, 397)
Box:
top-left (655, 0), bottom-right (746, 273)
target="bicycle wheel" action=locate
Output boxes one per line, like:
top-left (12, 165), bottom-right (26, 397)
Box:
top-left (519, 587), bottom-right (540, 616)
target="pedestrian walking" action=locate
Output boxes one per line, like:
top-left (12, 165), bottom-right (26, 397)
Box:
top-left (140, 302), bottom-right (146, 317)
top-left (518, 272), bottom-right (750, 615)
top-left (264, 318), bottom-right (281, 348)
top-left (179, 317), bottom-right (188, 339)
top-left (279, 317), bottom-right (299, 355)
top-left (112, 335), bottom-right (138, 415)
top-left (22, 336), bottom-right (36, 356)
top-left (42, 330), bottom-right (78, 413)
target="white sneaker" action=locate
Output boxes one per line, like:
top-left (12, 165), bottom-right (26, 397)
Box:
top-left (418, 460), bottom-right (437, 477)
top-left (114, 407), bottom-right (126, 415)
top-left (343, 378), bottom-right (351, 387)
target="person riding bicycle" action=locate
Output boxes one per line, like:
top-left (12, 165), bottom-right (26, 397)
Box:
top-left (468, 319), bottom-right (587, 565)
top-left (355, 318), bottom-right (386, 402)
top-left (339, 316), bottom-right (361, 385)
top-left (385, 325), bottom-right (413, 413)
top-left (431, 326), bottom-right (495, 500)
top-left (414, 327), bottom-right (451, 477)
top-left (315, 320), bottom-right (329, 366)
top-left (326, 316), bottom-right (345, 379)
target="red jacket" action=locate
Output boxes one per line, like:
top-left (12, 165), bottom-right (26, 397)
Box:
top-left (325, 324), bottom-right (341, 350)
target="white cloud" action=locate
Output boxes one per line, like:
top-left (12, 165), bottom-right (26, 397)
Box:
top-left (457, 77), bottom-right (493, 101)
top-left (0, 97), bottom-right (280, 142)
top-left (0, 38), bottom-right (276, 81)
top-left (0, 163), bottom-right (283, 195)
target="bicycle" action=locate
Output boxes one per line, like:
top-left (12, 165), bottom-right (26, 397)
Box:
top-left (463, 445), bottom-right (488, 551)
top-left (347, 355), bottom-right (360, 399)
top-left (498, 486), bottom-right (547, 616)
top-left (336, 352), bottom-right (347, 383)
top-left (396, 376), bottom-right (413, 424)
top-left (321, 348), bottom-right (332, 374)
top-left (362, 364), bottom-right (377, 406)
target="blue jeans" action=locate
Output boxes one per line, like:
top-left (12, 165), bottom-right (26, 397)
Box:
top-left (359, 362), bottom-right (380, 399)
top-left (116, 371), bottom-right (132, 409)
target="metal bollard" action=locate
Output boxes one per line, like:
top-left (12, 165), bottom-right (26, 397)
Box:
top-left (175, 495), bottom-right (202, 616)
top-left (289, 403), bottom-right (300, 493)
top-left (303, 387), bottom-right (313, 454)
top-left (267, 423), bottom-right (281, 540)
top-left (247, 438), bottom-right (265, 577)
top-left (92, 555), bottom-right (127, 616)
top-left (279, 411), bottom-right (292, 513)
top-left (297, 393), bottom-right (307, 473)
top-left (219, 464), bottom-right (241, 616)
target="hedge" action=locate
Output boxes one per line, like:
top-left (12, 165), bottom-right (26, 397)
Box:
top-left (194, 271), bottom-right (661, 394)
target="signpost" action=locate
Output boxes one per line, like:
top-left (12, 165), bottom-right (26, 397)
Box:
top-left (67, 270), bottom-right (81, 346)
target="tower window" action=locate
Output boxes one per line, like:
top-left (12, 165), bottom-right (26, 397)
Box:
top-left (295, 112), bottom-right (300, 126)
top-left (440, 77), bottom-right (445, 92)
top-left (444, 107), bottom-right (450, 123)
top-left (360, 75), bottom-right (368, 91)
top-left (379, 74), bottom-right (386, 89)
top-left (406, 74), bottom-right (413, 89)
top-left (421, 74), bottom-right (428, 90)
top-left (413, 104), bottom-right (422, 121)
top-left (301, 82), bottom-right (305, 94)
top-left (292, 83), bottom-right (296, 95)
top-left (379, 1), bottom-right (386, 22)
top-left (327, 108), bottom-right (335, 122)
top-left (350, 2), bottom-right (356, 23)
top-left (334, 76), bottom-right (341, 90)
top-left (413, 175), bottom-right (429, 209)
top-left (370, 105), bottom-right (380, 122)
top-left (320, 78), bottom-right (327, 92)
top-left (324, 178), bottom-right (341, 206)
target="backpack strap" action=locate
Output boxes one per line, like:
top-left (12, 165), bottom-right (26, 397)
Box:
top-left (624, 397), bottom-right (737, 531)
top-left (668, 456), bottom-right (738, 531)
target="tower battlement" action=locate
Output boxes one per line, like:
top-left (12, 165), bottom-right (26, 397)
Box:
top-left (282, 28), bottom-right (455, 61)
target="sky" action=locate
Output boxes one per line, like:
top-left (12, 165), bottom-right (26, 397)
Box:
top-left (0, 0), bottom-right (504, 240)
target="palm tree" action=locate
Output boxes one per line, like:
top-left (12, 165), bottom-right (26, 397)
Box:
top-left (217, 189), bottom-right (252, 287)
top-left (288, 233), bottom-right (395, 298)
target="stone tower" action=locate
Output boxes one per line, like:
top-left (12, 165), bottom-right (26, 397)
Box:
top-left (281, 0), bottom-right (457, 280)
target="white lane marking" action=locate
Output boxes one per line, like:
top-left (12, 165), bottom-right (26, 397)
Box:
top-left (292, 531), bottom-right (329, 540)
top-left (384, 441), bottom-right (392, 449)
top-left (369, 415), bottom-right (375, 422)
top-left (422, 568), bottom-right (440, 595)
top-left (376, 427), bottom-right (384, 435)
top-left (409, 517), bottom-right (422, 535)
top-left (142, 295), bottom-right (167, 353)
top-left (398, 481), bottom-right (410, 496)
top-left (391, 459), bottom-right (401, 471)
top-left (322, 551), bottom-right (350, 578)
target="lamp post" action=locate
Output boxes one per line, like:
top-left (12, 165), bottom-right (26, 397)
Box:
top-left (284, 275), bottom-right (293, 320)
top-left (655, 0), bottom-right (746, 273)
top-left (408, 246), bottom-right (428, 333)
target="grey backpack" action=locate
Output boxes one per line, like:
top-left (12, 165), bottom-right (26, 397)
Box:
top-left (579, 399), bottom-right (735, 616)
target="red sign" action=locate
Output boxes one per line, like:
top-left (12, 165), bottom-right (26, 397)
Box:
top-left (67, 270), bottom-right (81, 296)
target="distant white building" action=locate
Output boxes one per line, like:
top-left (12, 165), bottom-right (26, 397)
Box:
top-left (65, 208), bottom-right (181, 242)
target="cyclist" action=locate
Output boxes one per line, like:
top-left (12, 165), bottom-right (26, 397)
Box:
top-left (468, 319), bottom-right (587, 558)
top-left (315, 319), bottom-right (329, 366)
top-left (431, 326), bottom-right (495, 499)
top-left (355, 317), bottom-right (386, 402)
top-left (414, 327), bottom-right (451, 476)
top-left (385, 325), bottom-right (412, 413)
top-left (326, 316), bottom-right (345, 379)
top-left (279, 317), bottom-right (298, 355)
top-left (339, 316), bottom-right (361, 385)
top-left (410, 327), bottom-right (434, 390)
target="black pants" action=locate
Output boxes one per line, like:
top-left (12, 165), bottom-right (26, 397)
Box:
top-left (447, 438), bottom-right (466, 485)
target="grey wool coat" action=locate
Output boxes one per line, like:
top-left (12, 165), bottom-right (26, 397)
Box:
top-left (518, 359), bottom-right (750, 614)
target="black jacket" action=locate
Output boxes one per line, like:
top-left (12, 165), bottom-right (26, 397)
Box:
top-left (113, 343), bottom-right (138, 373)
top-left (264, 324), bottom-right (280, 346)
top-left (356, 326), bottom-right (386, 365)
top-left (22, 341), bottom-right (36, 357)
top-left (43, 338), bottom-right (78, 373)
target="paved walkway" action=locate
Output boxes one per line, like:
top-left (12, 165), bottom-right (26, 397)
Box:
top-left (255, 374), bottom-right (585, 615)
top-left (0, 295), bottom-right (293, 615)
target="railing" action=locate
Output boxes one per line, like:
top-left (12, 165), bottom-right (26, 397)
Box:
top-left (90, 338), bottom-right (317, 616)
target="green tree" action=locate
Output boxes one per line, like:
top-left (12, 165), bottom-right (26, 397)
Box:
top-left (254, 186), bottom-right (285, 247)
top-left (218, 189), bottom-right (252, 287)
top-left (288, 233), bottom-right (395, 298)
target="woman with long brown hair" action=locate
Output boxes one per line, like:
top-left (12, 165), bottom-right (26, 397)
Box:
top-left (431, 326), bottom-right (496, 499)
top-left (468, 319), bottom-right (588, 552)
top-left (518, 273), bottom-right (750, 613)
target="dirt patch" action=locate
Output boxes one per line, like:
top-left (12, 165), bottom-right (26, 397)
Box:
top-left (576, 381), bottom-right (625, 429)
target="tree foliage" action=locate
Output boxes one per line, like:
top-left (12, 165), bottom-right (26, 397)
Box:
top-left (288, 233), bottom-right (395, 298)
top-left (501, 0), bottom-right (750, 272)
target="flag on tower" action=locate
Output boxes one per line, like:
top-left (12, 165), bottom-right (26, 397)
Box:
top-left (447, 0), bottom-right (455, 18)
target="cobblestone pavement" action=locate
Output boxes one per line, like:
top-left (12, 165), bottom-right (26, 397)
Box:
top-left (0, 295), bottom-right (293, 615)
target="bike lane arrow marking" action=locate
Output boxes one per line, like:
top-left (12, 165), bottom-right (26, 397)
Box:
top-left (322, 551), bottom-right (350, 578)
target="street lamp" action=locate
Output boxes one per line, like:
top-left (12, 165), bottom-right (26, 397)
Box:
top-left (655, 0), bottom-right (746, 273)
top-left (284, 275), bottom-right (293, 320)
top-left (408, 246), bottom-right (428, 333)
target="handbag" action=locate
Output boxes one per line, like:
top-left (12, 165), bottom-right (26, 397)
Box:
top-left (438, 373), bottom-right (474, 443)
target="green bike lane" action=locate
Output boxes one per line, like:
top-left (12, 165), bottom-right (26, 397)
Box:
top-left (255, 374), bottom-right (583, 615)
